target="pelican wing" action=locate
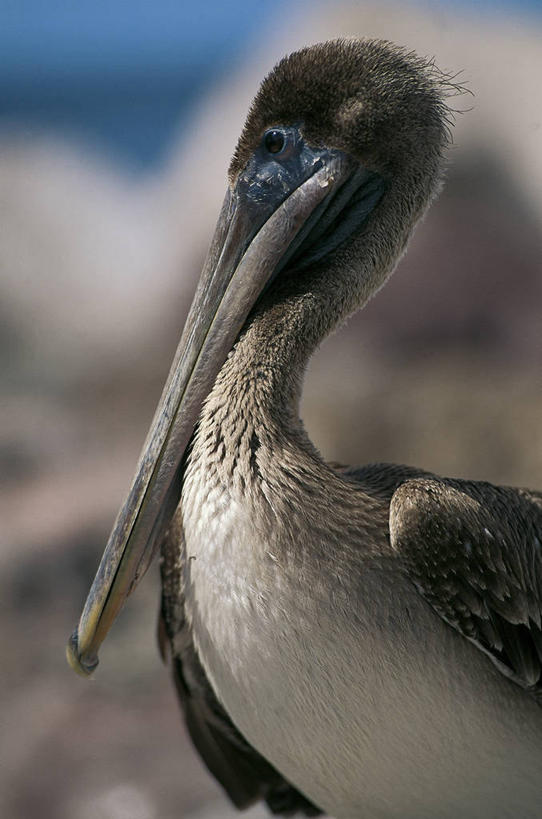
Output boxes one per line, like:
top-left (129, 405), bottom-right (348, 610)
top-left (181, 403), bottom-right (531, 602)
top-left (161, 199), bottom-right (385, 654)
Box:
top-left (390, 477), bottom-right (542, 696)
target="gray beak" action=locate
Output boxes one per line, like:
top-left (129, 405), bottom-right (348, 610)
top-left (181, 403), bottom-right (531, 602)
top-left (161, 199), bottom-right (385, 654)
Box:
top-left (66, 152), bottom-right (358, 677)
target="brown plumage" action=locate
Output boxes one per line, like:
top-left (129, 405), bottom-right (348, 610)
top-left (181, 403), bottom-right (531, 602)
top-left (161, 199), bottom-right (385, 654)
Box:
top-left (69, 39), bottom-right (542, 818)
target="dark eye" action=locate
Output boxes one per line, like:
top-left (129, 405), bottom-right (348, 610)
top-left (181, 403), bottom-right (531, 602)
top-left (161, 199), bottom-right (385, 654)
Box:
top-left (263, 129), bottom-right (286, 155)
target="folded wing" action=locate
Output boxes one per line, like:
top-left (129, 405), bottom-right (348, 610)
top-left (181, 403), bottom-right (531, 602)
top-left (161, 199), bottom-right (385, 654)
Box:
top-left (390, 477), bottom-right (542, 697)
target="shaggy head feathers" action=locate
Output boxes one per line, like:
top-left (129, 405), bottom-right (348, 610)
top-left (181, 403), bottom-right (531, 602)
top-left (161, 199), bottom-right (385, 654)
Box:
top-left (230, 39), bottom-right (456, 182)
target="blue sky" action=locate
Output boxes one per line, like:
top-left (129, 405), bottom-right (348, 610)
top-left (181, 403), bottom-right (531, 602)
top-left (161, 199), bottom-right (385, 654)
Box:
top-left (2, 0), bottom-right (540, 170)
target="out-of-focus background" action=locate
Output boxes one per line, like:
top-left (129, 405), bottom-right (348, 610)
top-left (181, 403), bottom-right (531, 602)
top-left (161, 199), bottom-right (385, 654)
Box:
top-left (2, 1), bottom-right (541, 817)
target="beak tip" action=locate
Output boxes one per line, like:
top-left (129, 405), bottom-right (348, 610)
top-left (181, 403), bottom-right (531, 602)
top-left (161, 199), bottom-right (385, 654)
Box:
top-left (66, 631), bottom-right (99, 678)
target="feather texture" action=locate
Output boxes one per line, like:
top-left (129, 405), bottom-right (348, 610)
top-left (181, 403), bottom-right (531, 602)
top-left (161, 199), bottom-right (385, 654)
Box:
top-left (390, 478), bottom-right (542, 697)
top-left (159, 512), bottom-right (322, 816)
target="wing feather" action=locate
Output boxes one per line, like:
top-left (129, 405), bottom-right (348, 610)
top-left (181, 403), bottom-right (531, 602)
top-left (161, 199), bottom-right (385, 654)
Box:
top-left (390, 477), bottom-right (542, 697)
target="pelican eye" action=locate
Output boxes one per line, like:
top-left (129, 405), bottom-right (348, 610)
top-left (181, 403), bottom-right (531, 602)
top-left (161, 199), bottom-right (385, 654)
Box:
top-left (263, 129), bottom-right (286, 155)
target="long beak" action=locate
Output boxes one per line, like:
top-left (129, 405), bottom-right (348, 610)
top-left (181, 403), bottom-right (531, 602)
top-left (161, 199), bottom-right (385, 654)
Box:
top-left (67, 152), bottom-right (356, 676)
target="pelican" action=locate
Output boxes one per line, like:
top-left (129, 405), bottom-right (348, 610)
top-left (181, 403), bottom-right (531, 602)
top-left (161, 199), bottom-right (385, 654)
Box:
top-left (67, 40), bottom-right (542, 818)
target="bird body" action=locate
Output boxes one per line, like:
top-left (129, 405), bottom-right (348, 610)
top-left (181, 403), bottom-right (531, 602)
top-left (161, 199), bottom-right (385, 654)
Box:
top-left (69, 39), bottom-right (542, 818)
top-left (168, 323), bottom-right (542, 819)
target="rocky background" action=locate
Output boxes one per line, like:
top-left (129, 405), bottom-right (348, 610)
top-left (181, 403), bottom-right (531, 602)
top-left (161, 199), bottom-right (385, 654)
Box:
top-left (2, 2), bottom-right (542, 817)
